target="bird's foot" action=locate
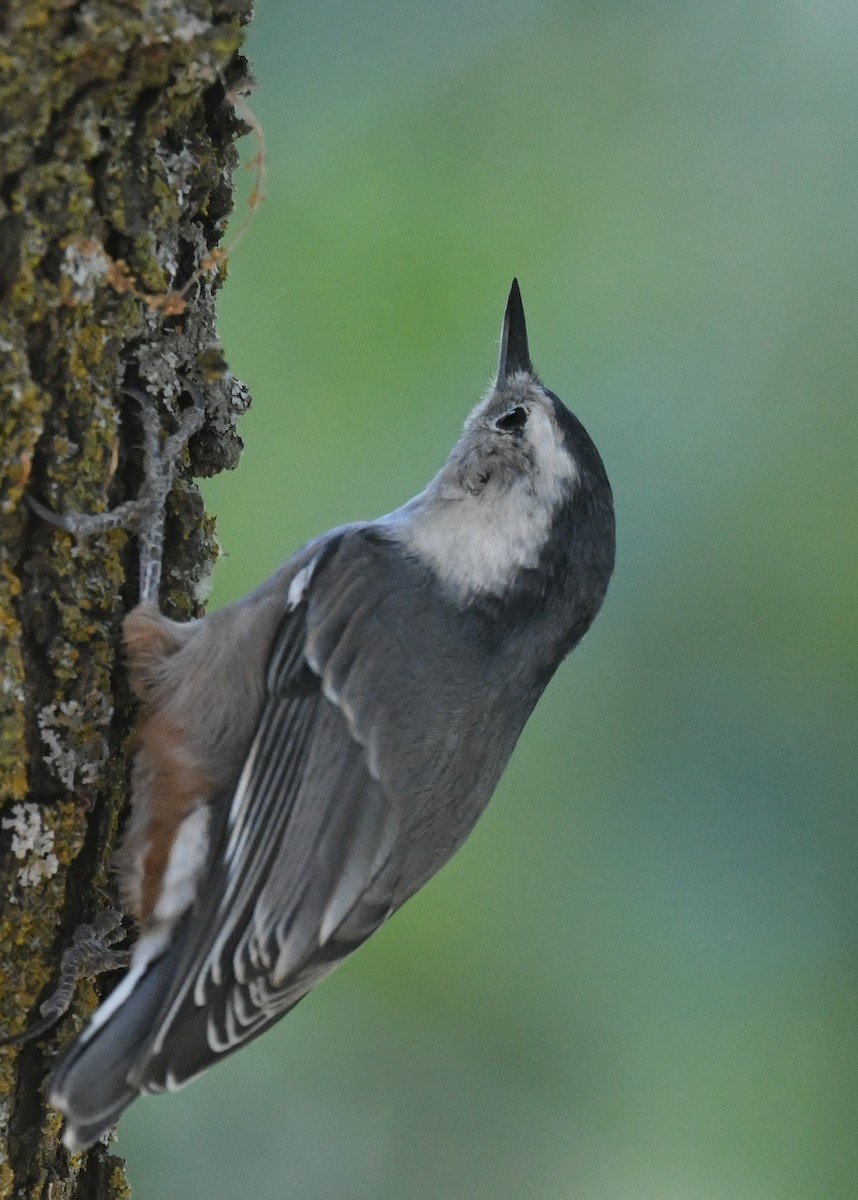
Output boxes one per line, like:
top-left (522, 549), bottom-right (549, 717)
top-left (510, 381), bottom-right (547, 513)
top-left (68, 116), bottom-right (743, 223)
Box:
top-left (28, 385), bottom-right (206, 604)
top-left (0, 911), bottom-right (131, 1047)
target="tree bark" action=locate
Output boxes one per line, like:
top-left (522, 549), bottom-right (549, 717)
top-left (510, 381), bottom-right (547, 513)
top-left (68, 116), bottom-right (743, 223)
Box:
top-left (0, 2), bottom-right (254, 1195)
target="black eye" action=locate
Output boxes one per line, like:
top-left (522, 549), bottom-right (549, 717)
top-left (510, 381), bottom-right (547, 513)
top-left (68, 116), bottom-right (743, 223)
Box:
top-left (495, 406), bottom-right (527, 433)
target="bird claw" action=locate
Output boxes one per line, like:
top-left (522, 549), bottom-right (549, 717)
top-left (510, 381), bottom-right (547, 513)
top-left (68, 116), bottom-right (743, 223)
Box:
top-left (27, 384), bottom-right (207, 604)
top-left (0, 911), bottom-right (131, 1048)
top-left (26, 492), bottom-right (150, 537)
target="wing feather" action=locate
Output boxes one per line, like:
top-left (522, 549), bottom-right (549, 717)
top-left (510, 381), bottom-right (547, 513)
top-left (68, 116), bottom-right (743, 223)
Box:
top-left (133, 548), bottom-right (402, 1089)
top-left (130, 527), bottom-right (525, 1092)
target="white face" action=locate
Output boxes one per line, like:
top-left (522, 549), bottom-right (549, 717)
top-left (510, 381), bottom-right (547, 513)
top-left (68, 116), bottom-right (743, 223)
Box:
top-left (391, 374), bottom-right (579, 598)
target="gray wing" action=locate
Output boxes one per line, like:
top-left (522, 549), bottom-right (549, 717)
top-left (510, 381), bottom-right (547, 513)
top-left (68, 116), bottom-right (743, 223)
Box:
top-left (133, 527), bottom-right (531, 1092)
top-left (134, 534), bottom-right (406, 1091)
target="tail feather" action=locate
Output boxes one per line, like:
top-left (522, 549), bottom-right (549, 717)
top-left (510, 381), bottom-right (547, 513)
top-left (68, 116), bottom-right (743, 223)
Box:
top-left (50, 950), bottom-right (174, 1151)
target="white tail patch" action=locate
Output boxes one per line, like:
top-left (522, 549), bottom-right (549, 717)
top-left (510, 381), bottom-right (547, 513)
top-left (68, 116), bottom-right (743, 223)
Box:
top-left (61, 926), bottom-right (170, 1055)
top-left (153, 804), bottom-right (211, 922)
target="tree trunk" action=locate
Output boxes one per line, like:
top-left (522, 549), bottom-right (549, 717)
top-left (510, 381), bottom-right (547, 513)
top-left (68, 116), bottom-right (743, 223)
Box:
top-left (0, 2), bottom-right (253, 1195)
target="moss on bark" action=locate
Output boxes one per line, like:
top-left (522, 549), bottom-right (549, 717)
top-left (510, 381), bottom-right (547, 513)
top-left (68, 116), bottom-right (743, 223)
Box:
top-left (0, 2), bottom-right (254, 1194)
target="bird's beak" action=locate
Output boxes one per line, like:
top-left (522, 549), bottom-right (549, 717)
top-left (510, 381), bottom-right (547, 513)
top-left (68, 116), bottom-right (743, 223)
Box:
top-left (497, 278), bottom-right (533, 379)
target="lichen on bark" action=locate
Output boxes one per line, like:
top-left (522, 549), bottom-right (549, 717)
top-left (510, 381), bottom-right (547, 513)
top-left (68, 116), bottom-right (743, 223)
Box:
top-left (0, 2), bottom-right (254, 1195)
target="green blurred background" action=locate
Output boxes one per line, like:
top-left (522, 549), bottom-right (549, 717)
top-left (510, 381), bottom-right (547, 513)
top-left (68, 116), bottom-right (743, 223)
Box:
top-left (120, 3), bottom-right (858, 1197)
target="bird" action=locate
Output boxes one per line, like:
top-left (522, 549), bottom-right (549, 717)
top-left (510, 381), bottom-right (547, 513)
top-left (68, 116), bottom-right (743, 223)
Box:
top-left (48, 279), bottom-right (615, 1151)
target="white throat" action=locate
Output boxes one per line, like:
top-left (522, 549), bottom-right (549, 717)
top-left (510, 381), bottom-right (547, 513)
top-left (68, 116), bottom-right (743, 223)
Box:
top-left (400, 485), bottom-right (551, 596)
top-left (387, 404), bottom-right (579, 597)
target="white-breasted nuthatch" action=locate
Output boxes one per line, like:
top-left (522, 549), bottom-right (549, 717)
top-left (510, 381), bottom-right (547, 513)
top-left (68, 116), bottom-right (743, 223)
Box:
top-left (48, 280), bottom-right (615, 1150)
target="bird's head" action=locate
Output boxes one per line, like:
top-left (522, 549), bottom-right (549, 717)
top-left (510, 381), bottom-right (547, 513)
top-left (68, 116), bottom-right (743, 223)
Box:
top-left (400, 280), bottom-right (614, 612)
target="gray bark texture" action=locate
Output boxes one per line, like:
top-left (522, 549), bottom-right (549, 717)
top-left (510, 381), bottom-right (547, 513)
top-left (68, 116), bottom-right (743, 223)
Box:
top-left (0, 2), bottom-right (254, 1195)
